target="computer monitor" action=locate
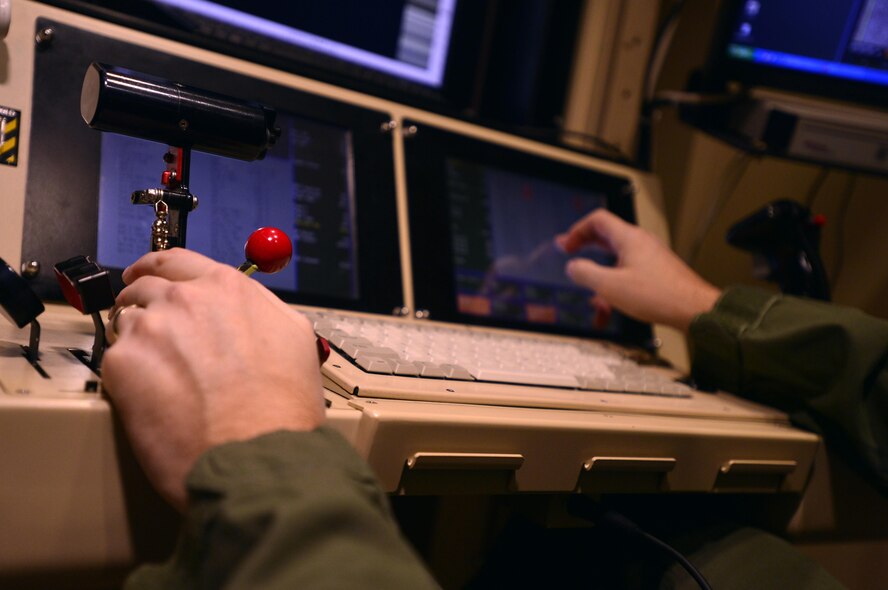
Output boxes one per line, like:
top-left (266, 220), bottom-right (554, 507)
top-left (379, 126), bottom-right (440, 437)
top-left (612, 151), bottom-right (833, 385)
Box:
top-left (41, 0), bottom-right (491, 112)
top-left (707, 0), bottom-right (888, 107)
top-left (148, 0), bottom-right (457, 88)
top-left (404, 123), bottom-right (653, 349)
top-left (23, 19), bottom-right (402, 314)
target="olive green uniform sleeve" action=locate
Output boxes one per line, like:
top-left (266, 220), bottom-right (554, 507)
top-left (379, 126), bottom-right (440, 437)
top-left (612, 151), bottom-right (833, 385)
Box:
top-left (124, 427), bottom-right (440, 590)
top-left (690, 285), bottom-right (888, 492)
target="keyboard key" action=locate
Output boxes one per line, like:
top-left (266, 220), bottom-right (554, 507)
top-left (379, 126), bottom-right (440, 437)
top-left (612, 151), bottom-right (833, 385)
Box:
top-left (340, 337), bottom-right (373, 358)
top-left (352, 346), bottom-right (401, 360)
top-left (413, 361), bottom-right (447, 378)
top-left (392, 361), bottom-right (421, 376)
top-left (355, 356), bottom-right (393, 374)
top-left (323, 329), bottom-right (352, 348)
top-left (439, 364), bottom-right (475, 381)
top-left (473, 369), bottom-right (578, 388)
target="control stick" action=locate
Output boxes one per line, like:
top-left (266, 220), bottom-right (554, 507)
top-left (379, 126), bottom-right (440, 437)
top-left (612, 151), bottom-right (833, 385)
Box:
top-left (237, 227), bottom-right (293, 276)
top-left (53, 256), bottom-right (116, 373)
top-left (236, 227), bottom-right (329, 365)
top-left (0, 258), bottom-right (46, 364)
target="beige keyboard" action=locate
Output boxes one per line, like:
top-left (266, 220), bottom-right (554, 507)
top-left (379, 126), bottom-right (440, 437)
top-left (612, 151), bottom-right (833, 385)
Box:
top-left (307, 311), bottom-right (695, 397)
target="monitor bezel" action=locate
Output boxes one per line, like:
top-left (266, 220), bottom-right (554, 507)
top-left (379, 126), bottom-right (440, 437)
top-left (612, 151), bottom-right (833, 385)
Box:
top-left (403, 121), bottom-right (654, 349)
top-left (704, 0), bottom-right (888, 109)
top-left (24, 18), bottom-right (403, 315)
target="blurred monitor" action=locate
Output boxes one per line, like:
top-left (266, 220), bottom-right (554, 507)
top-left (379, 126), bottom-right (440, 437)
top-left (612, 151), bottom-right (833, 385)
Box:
top-left (708, 0), bottom-right (888, 107)
top-left (148, 0), bottom-right (458, 88)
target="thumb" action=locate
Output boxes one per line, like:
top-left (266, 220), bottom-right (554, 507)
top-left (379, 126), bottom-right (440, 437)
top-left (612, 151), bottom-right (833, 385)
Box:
top-left (565, 258), bottom-right (615, 292)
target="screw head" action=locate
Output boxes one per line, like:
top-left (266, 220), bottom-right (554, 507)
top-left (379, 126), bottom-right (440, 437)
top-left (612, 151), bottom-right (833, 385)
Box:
top-left (20, 260), bottom-right (40, 278)
top-left (35, 27), bottom-right (55, 46)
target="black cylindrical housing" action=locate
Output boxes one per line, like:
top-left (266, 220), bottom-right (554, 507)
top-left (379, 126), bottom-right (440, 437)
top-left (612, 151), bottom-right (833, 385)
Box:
top-left (80, 62), bottom-right (279, 161)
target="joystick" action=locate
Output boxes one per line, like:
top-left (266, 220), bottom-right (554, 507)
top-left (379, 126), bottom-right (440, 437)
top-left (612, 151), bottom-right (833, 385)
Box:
top-left (235, 228), bottom-right (329, 365)
top-left (0, 258), bottom-right (45, 365)
top-left (727, 199), bottom-right (830, 301)
top-left (53, 256), bottom-right (116, 373)
top-left (238, 227), bottom-right (293, 276)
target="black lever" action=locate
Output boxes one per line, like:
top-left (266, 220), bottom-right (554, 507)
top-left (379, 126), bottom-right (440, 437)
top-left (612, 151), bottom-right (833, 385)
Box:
top-left (53, 256), bottom-right (116, 372)
top-left (0, 258), bottom-right (45, 363)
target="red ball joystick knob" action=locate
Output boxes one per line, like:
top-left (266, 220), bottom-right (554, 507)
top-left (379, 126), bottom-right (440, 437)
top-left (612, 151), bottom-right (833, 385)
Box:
top-left (241, 227), bottom-right (292, 275)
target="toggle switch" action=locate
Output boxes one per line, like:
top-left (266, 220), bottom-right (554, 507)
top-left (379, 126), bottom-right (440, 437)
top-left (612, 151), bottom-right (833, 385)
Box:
top-left (0, 258), bottom-right (45, 364)
top-left (53, 256), bottom-right (116, 373)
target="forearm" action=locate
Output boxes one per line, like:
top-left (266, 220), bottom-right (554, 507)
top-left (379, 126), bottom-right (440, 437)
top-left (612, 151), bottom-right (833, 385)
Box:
top-left (126, 427), bottom-right (439, 590)
top-left (690, 286), bottom-right (888, 491)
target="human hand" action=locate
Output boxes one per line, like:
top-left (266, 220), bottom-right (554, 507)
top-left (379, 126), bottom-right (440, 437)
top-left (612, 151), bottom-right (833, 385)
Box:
top-left (555, 209), bottom-right (721, 332)
top-left (101, 248), bottom-right (326, 511)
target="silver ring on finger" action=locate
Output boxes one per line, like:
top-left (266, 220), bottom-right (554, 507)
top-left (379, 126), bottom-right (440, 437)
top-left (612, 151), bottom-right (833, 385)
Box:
top-left (106, 304), bottom-right (142, 345)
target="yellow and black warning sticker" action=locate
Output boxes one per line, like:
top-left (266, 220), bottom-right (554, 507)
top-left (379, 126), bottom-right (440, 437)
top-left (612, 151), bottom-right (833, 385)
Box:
top-left (0, 106), bottom-right (21, 167)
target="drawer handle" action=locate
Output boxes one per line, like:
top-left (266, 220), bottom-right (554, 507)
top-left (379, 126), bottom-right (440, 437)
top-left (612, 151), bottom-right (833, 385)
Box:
top-left (407, 452), bottom-right (524, 471)
top-left (583, 457), bottom-right (677, 473)
top-left (720, 460), bottom-right (797, 475)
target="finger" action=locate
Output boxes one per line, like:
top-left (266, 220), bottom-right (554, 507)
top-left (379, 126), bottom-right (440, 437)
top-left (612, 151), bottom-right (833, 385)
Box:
top-left (565, 257), bottom-right (617, 293)
top-left (114, 275), bottom-right (173, 309)
top-left (560, 209), bottom-right (631, 254)
top-left (106, 304), bottom-right (146, 345)
top-left (122, 248), bottom-right (218, 284)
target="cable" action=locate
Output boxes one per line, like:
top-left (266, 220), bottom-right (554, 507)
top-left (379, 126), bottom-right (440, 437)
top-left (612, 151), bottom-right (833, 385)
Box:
top-left (636, 0), bottom-right (687, 169)
top-left (803, 167), bottom-right (830, 209)
top-left (567, 496), bottom-right (713, 590)
top-left (643, 0), bottom-right (687, 104)
top-left (830, 172), bottom-right (857, 285)
top-left (686, 151), bottom-right (753, 267)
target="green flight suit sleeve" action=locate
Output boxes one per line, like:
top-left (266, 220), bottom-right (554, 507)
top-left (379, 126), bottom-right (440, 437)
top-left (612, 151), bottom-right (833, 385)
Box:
top-left (689, 285), bottom-right (888, 491)
top-left (125, 427), bottom-right (441, 590)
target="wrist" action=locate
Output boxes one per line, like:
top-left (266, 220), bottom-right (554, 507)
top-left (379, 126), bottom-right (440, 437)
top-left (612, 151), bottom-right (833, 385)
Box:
top-left (677, 283), bottom-right (722, 332)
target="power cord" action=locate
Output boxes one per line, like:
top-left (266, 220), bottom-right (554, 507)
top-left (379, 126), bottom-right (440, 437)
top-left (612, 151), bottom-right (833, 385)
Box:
top-left (567, 495), bottom-right (713, 590)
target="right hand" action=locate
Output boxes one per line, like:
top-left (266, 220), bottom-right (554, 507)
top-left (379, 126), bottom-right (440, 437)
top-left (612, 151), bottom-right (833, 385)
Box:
top-left (101, 248), bottom-right (326, 511)
top-left (555, 209), bottom-right (721, 332)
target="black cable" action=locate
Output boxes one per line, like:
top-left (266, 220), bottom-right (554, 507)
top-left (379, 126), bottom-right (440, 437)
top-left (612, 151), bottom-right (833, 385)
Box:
top-left (636, 0), bottom-right (688, 169)
top-left (686, 151), bottom-right (753, 267)
top-left (830, 172), bottom-right (857, 285)
top-left (804, 167), bottom-right (830, 209)
top-left (567, 496), bottom-right (713, 590)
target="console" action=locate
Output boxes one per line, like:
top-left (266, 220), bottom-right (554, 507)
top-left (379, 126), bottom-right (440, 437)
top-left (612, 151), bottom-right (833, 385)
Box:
top-left (0, 2), bottom-right (822, 586)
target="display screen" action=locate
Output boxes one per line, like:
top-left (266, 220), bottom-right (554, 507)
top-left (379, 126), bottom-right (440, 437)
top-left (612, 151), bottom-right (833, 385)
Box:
top-left (724, 0), bottom-right (888, 88)
top-left (149, 0), bottom-right (457, 87)
top-left (445, 158), bottom-right (621, 335)
top-left (96, 112), bottom-right (360, 300)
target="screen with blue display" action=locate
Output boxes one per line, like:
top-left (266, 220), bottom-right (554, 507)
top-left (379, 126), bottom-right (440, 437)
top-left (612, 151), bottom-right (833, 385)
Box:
top-left (445, 158), bottom-right (619, 334)
top-left (96, 112), bottom-right (360, 300)
top-left (724, 0), bottom-right (888, 88)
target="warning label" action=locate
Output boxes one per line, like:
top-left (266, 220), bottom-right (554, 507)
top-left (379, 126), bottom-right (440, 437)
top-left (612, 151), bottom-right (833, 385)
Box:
top-left (0, 106), bottom-right (21, 167)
